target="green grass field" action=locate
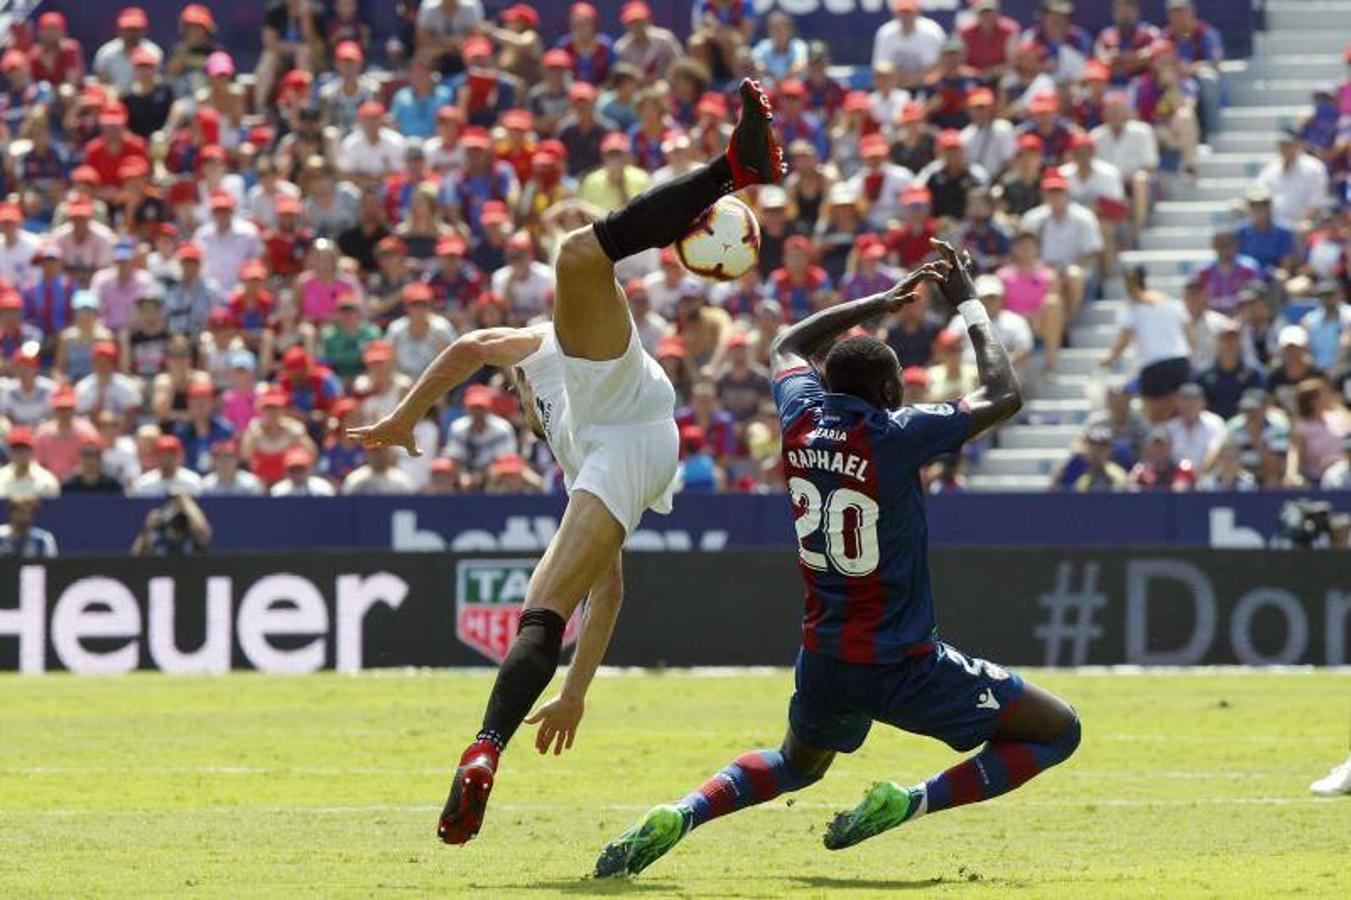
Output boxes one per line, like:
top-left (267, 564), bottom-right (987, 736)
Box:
top-left (2, 670), bottom-right (1348, 899)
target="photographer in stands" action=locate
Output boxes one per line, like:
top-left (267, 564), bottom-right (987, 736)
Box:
top-left (131, 489), bottom-right (211, 556)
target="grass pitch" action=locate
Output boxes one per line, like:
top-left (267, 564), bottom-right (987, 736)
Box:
top-left (2, 670), bottom-right (1348, 899)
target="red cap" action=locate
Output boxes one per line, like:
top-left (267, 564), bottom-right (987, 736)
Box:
top-left (600, 131), bottom-right (631, 154)
top-left (568, 81), bottom-right (597, 102)
top-left (505, 231), bottom-right (533, 253)
top-left (479, 200), bottom-right (510, 225)
top-left (1084, 60), bottom-right (1110, 83)
top-left (784, 234), bottom-right (813, 255)
top-left (180, 3), bottom-right (215, 29)
top-left (543, 48), bottom-right (573, 69)
top-left (937, 129), bottom-right (963, 150)
top-left (283, 446), bottom-right (313, 469)
top-left (435, 234), bottom-right (468, 257)
top-left (334, 40), bottom-right (364, 64)
top-left (860, 133), bottom-right (890, 159)
top-left (0, 289), bottom-right (21, 311)
top-left (187, 381), bottom-right (215, 400)
top-left (358, 100), bottom-right (386, 119)
top-left (71, 165), bottom-right (100, 185)
top-left (98, 104), bottom-right (129, 127)
top-left (175, 242), bottom-right (204, 261)
top-left (0, 203), bottom-right (22, 224)
top-left (129, 46), bottom-right (158, 68)
top-left (697, 92), bottom-right (729, 117)
top-left (570, 2), bottom-right (599, 20)
top-left (282, 346), bottom-right (310, 371)
top-left (207, 308), bottom-right (232, 328)
top-left (11, 346), bottom-right (38, 367)
top-left (274, 194), bottom-right (302, 216)
top-left (659, 246), bottom-right (679, 266)
top-left (260, 389), bottom-right (289, 409)
top-left (501, 4), bottom-right (540, 28)
top-left (38, 11), bottom-right (67, 31)
top-left (239, 259), bottom-right (269, 281)
top-left (376, 235), bottom-right (408, 256)
top-left (210, 438), bottom-right (238, 456)
top-left (1028, 91), bottom-right (1060, 114)
top-left (898, 101), bottom-right (926, 124)
top-left (208, 190), bottom-right (236, 211)
top-left (968, 87), bottom-right (995, 107)
top-left (155, 434), bottom-right (183, 455)
top-left (199, 143), bottom-right (227, 164)
top-left (462, 35), bottom-right (493, 61)
top-left (490, 452), bottom-right (526, 475)
top-left (901, 185), bottom-right (932, 205)
top-left (336, 293), bottom-right (361, 310)
top-left (402, 282), bottom-right (434, 303)
top-left (464, 384), bottom-right (495, 408)
top-left (727, 331), bottom-right (749, 348)
top-left (436, 104), bottom-right (464, 125)
top-left (894, 0), bottom-right (920, 12)
top-left (93, 341), bottom-right (118, 361)
top-left (331, 397), bottom-right (360, 420)
top-left (862, 242), bottom-right (888, 261)
top-left (844, 90), bottom-right (872, 113)
top-left (1, 50), bottom-right (27, 72)
top-left (778, 78), bottom-right (807, 99)
top-left (655, 336), bottom-right (686, 359)
top-left (1068, 131), bottom-right (1095, 151)
top-left (501, 108), bottom-right (534, 132)
top-left (1040, 172), bottom-right (1069, 192)
top-left (50, 386), bottom-right (75, 409)
top-left (460, 126), bottom-right (492, 150)
top-left (430, 457), bottom-right (457, 475)
top-left (934, 329), bottom-right (962, 351)
top-left (902, 365), bottom-right (929, 387)
top-left (1017, 133), bottom-right (1045, 154)
top-left (621, 1), bottom-right (652, 24)
top-left (67, 197), bottom-right (95, 218)
top-left (1016, 39), bottom-right (1044, 59)
top-left (117, 7), bottom-right (149, 30)
top-left (679, 423), bottom-right (706, 450)
top-left (280, 68), bottom-right (312, 93)
top-left (362, 340), bottom-right (394, 364)
top-left (7, 426), bottom-right (34, 448)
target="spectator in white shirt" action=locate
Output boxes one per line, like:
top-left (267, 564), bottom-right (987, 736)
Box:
top-left (960, 88), bottom-right (1016, 178)
top-left (200, 439), bottom-right (265, 496)
top-left (1021, 172), bottom-right (1102, 317)
top-left (1059, 133), bottom-right (1126, 268)
top-left (490, 232), bottom-right (555, 321)
top-left (270, 447), bottom-right (336, 496)
top-left (1183, 278), bottom-right (1233, 372)
top-left (949, 275), bottom-right (1034, 370)
top-left (872, 0), bottom-right (948, 89)
top-left (74, 340), bottom-right (143, 416)
top-left (386, 284), bottom-right (457, 378)
top-left (192, 192), bottom-right (262, 292)
top-left (643, 248), bottom-right (703, 319)
top-left (0, 350), bottom-right (56, 425)
top-left (848, 133), bottom-right (915, 231)
top-left (444, 384), bottom-right (518, 486)
top-left (0, 427), bottom-right (61, 498)
top-left (1255, 130), bottom-right (1332, 229)
top-left (1166, 383), bottom-right (1226, 470)
top-left (339, 101), bottom-right (406, 187)
top-left (1091, 91), bottom-right (1159, 229)
top-left (342, 445), bottom-right (416, 494)
top-left (91, 7), bottom-right (162, 92)
top-left (129, 435), bottom-right (204, 497)
top-left (0, 205), bottom-right (40, 290)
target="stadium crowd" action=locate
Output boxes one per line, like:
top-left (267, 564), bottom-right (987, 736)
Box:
top-left (0, 0), bottom-right (1344, 504)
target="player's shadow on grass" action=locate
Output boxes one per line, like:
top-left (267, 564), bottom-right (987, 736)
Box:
top-left (791, 875), bottom-right (974, 891)
top-left (506, 878), bottom-right (677, 895)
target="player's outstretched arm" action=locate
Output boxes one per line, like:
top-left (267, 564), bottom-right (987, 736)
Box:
top-left (524, 554), bottom-right (624, 755)
top-left (347, 327), bottom-right (542, 455)
top-left (931, 238), bottom-right (1023, 434)
top-left (768, 261), bottom-right (948, 377)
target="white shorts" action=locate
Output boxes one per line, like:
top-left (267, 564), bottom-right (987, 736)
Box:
top-left (561, 328), bottom-right (679, 535)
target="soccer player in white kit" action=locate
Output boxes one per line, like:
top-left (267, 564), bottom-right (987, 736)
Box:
top-left (349, 78), bottom-right (785, 845)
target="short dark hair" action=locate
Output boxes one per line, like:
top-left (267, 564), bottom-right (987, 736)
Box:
top-left (824, 336), bottom-right (897, 405)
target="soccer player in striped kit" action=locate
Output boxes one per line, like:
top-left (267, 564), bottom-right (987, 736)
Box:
top-left (596, 240), bottom-right (1081, 877)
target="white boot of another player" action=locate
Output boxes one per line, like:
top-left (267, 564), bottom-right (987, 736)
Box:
top-left (1309, 753), bottom-right (1351, 797)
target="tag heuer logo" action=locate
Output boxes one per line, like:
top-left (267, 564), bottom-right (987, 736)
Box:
top-left (455, 558), bottom-right (580, 663)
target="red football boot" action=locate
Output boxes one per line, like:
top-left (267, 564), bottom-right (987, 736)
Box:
top-left (436, 739), bottom-right (498, 845)
top-left (725, 78), bottom-right (786, 189)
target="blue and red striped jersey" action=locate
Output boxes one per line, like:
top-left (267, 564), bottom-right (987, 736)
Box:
top-left (774, 367), bottom-right (972, 665)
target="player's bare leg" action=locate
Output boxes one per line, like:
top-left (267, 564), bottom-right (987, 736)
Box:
top-left (438, 491), bottom-right (625, 845)
top-left (596, 728), bottom-right (834, 877)
top-left (824, 682), bottom-right (1080, 850)
top-left (438, 80), bottom-right (784, 846)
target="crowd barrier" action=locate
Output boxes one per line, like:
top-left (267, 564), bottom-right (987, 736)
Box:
top-left (22, 490), bottom-right (1350, 555)
top-left (3, 548), bottom-right (1344, 673)
top-left (53, 1), bottom-right (1255, 71)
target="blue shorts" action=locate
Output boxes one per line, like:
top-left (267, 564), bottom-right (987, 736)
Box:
top-left (788, 643), bottom-right (1025, 754)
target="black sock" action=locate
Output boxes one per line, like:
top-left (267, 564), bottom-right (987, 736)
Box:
top-left (592, 157), bottom-right (734, 262)
top-left (478, 608), bottom-right (566, 750)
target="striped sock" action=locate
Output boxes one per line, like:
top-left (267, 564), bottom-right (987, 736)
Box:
top-left (677, 749), bottom-right (821, 829)
top-left (914, 717), bottom-right (1081, 817)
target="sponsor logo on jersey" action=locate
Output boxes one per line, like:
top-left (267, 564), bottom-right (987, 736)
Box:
top-left (912, 403), bottom-right (955, 416)
top-left (454, 558), bottom-right (579, 663)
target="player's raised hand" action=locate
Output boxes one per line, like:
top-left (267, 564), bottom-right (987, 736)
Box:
top-left (929, 238), bottom-right (979, 308)
top-left (884, 260), bottom-right (949, 312)
top-left (524, 693), bottom-right (585, 756)
top-left (346, 415), bottom-right (421, 456)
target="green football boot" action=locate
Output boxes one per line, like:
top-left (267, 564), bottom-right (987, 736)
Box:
top-left (594, 805), bottom-right (691, 877)
top-left (823, 781), bottom-right (921, 850)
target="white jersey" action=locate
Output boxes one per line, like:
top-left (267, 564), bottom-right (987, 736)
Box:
top-left (515, 321), bottom-right (679, 533)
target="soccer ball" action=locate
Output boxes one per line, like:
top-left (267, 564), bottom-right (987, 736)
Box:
top-left (675, 196), bottom-right (761, 282)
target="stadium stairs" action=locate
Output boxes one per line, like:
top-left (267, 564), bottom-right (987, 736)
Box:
top-left (965, 0), bottom-right (1351, 491)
